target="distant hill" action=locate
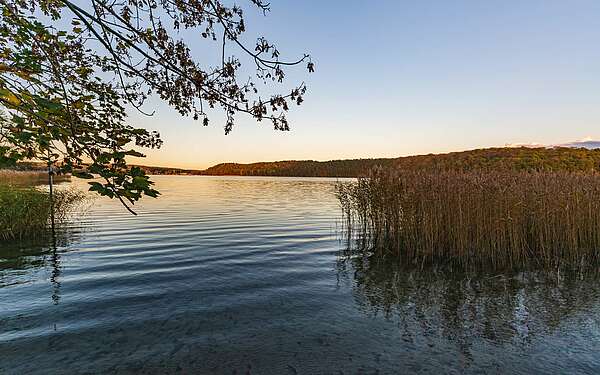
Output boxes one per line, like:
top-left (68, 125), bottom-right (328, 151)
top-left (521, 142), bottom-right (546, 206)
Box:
top-left (392, 147), bottom-right (600, 172)
top-left (194, 147), bottom-right (600, 177)
top-left (200, 158), bottom-right (395, 177)
top-left (8, 147), bottom-right (600, 178)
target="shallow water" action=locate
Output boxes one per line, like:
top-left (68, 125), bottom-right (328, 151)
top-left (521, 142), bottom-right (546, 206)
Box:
top-left (1, 176), bottom-right (600, 374)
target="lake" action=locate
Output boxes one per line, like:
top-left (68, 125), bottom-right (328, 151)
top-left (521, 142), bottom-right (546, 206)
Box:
top-left (1, 176), bottom-right (600, 374)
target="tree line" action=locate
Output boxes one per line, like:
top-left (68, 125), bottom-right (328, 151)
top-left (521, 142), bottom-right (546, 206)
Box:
top-left (196, 147), bottom-right (600, 177)
top-left (8, 147), bottom-right (600, 178)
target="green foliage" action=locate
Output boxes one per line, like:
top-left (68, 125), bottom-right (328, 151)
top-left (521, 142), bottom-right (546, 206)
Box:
top-left (0, 184), bottom-right (84, 240)
top-left (0, 0), bottom-right (311, 213)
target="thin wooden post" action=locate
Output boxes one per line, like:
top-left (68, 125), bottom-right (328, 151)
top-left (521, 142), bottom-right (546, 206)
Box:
top-left (48, 162), bottom-right (55, 233)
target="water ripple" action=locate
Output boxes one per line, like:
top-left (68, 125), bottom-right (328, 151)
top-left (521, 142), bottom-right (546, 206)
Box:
top-left (1, 176), bottom-right (599, 374)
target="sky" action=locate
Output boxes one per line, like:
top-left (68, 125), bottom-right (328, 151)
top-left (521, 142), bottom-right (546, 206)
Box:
top-left (129, 0), bottom-right (600, 169)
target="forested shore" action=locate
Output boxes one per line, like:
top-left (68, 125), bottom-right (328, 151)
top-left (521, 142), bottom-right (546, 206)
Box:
top-left (8, 147), bottom-right (600, 178)
top-left (142, 147), bottom-right (600, 177)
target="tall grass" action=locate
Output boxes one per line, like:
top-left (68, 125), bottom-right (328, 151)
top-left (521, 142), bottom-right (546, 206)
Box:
top-left (0, 184), bottom-right (84, 241)
top-left (336, 168), bottom-right (600, 272)
top-left (0, 170), bottom-right (70, 186)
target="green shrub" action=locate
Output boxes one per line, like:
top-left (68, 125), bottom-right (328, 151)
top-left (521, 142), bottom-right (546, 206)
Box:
top-left (0, 184), bottom-right (84, 241)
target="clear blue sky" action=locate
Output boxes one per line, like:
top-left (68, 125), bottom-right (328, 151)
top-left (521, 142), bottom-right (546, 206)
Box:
top-left (132, 0), bottom-right (600, 169)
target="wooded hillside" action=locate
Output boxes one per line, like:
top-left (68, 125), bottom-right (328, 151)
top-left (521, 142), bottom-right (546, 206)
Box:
top-left (6, 147), bottom-right (600, 178)
top-left (199, 147), bottom-right (600, 177)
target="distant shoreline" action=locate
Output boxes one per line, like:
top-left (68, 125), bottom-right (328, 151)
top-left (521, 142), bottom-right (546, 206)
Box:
top-left (4, 146), bottom-right (600, 179)
top-left (138, 146), bottom-right (600, 177)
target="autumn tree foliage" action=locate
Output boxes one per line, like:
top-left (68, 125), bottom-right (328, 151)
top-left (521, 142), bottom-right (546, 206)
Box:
top-left (0, 0), bottom-right (312, 213)
top-left (198, 147), bottom-right (600, 177)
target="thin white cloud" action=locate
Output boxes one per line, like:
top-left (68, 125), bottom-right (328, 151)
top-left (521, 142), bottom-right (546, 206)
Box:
top-left (504, 142), bottom-right (545, 148)
top-left (505, 137), bottom-right (600, 150)
top-left (556, 137), bottom-right (600, 149)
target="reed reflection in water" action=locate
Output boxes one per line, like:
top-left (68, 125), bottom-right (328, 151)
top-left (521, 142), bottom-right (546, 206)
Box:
top-left (337, 252), bottom-right (600, 373)
top-left (1, 227), bottom-right (82, 305)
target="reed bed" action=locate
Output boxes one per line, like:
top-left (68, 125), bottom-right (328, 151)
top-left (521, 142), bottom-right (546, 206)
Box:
top-left (0, 184), bottom-right (84, 241)
top-left (0, 169), bottom-right (70, 186)
top-left (336, 168), bottom-right (600, 272)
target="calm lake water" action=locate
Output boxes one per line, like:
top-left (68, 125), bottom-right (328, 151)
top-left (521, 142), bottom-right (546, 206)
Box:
top-left (1, 176), bottom-right (600, 374)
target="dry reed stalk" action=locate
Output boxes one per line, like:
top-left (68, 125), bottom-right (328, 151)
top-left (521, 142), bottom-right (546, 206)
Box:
top-left (336, 168), bottom-right (600, 272)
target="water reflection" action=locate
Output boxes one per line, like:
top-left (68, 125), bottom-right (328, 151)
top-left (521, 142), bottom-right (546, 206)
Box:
top-left (2, 176), bottom-right (599, 374)
top-left (49, 238), bottom-right (61, 305)
top-left (337, 253), bottom-right (600, 368)
top-left (0, 229), bottom-right (79, 304)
